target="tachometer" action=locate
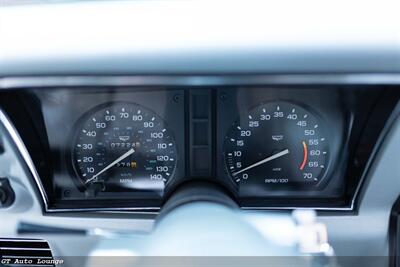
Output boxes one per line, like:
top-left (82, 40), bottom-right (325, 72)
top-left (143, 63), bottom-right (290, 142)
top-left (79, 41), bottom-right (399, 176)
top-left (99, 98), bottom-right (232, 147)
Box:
top-left (224, 101), bottom-right (329, 189)
top-left (72, 102), bottom-right (177, 192)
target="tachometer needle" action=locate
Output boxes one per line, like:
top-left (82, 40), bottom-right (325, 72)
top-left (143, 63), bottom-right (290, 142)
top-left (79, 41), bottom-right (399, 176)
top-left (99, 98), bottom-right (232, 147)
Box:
top-left (85, 148), bottom-right (135, 184)
top-left (232, 149), bottom-right (289, 176)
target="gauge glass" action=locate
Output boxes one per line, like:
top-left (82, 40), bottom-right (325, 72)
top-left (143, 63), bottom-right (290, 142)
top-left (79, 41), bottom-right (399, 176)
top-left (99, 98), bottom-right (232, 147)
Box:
top-left (224, 101), bottom-right (329, 189)
top-left (72, 102), bottom-right (177, 192)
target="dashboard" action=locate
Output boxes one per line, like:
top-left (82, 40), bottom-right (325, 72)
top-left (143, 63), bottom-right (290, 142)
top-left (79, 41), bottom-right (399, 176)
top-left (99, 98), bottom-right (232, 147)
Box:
top-left (1, 81), bottom-right (398, 212)
top-left (2, 1), bottom-right (400, 263)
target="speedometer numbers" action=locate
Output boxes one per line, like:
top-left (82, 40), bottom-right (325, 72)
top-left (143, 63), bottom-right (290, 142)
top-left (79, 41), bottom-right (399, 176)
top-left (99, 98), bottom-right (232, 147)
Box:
top-left (72, 103), bottom-right (177, 192)
top-left (224, 102), bottom-right (329, 189)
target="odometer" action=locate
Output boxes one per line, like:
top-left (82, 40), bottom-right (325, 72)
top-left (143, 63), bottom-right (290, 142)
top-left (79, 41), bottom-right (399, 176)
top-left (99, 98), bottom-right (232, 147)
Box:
top-left (224, 101), bottom-right (330, 190)
top-left (72, 102), bottom-right (177, 192)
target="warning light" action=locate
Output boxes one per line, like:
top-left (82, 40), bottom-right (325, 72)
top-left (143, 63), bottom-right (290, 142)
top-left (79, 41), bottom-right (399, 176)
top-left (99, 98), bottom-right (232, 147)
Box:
top-left (131, 161), bottom-right (137, 169)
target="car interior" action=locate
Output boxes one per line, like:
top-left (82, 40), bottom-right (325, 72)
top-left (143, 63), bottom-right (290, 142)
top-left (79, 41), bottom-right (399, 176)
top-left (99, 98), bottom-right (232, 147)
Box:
top-left (1, 1), bottom-right (400, 267)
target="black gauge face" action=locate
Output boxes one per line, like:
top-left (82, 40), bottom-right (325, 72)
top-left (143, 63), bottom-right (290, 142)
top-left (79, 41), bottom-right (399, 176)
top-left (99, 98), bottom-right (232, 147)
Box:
top-left (72, 103), bottom-right (177, 192)
top-left (224, 102), bottom-right (330, 190)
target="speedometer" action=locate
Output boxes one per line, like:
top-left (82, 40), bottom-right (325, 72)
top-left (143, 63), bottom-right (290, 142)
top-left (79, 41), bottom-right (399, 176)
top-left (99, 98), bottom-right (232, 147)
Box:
top-left (72, 102), bottom-right (177, 192)
top-left (224, 101), bottom-right (330, 189)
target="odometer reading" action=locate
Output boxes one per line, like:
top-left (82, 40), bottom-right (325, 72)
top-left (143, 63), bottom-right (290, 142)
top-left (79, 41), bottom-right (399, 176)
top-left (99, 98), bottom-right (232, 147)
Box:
top-left (224, 102), bottom-right (329, 189)
top-left (72, 103), bottom-right (177, 192)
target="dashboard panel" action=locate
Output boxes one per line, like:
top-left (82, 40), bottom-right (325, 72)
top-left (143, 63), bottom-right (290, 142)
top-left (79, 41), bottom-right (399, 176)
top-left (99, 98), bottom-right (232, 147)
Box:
top-left (1, 1), bottom-right (400, 262)
top-left (37, 88), bottom-right (185, 210)
top-left (0, 83), bottom-right (398, 212)
top-left (216, 88), bottom-right (347, 207)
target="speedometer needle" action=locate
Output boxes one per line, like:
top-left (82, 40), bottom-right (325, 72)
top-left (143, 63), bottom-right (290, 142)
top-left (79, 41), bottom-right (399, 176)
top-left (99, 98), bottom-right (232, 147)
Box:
top-left (232, 149), bottom-right (290, 176)
top-left (85, 148), bottom-right (135, 184)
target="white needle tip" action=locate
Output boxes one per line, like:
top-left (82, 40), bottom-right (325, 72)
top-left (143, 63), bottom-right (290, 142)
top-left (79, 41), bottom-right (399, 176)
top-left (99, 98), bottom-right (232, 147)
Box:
top-left (84, 148), bottom-right (135, 184)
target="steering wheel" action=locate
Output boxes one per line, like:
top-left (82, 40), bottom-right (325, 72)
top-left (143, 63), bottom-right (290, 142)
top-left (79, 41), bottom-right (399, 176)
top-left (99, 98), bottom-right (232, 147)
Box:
top-left (87, 182), bottom-right (336, 267)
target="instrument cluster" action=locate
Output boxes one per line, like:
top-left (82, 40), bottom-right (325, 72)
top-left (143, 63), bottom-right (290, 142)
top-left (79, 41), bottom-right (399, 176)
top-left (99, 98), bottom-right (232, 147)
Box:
top-left (4, 85), bottom-right (394, 211)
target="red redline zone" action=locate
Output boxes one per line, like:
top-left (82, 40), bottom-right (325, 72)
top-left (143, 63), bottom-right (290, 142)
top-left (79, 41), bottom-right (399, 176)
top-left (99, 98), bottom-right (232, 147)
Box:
top-left (299, 141), bottom-right (308, 170)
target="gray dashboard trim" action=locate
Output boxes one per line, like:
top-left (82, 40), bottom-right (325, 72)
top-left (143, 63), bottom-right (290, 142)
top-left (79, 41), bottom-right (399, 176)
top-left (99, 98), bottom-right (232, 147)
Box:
top-left (0, 74), bottom-right (398, 213)
top-left (1, 1), bottom-right (400, 77)
top-left (0, 109), bottom-right (49, 208)
top-left (2, 74), bottom-right (400, 89)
